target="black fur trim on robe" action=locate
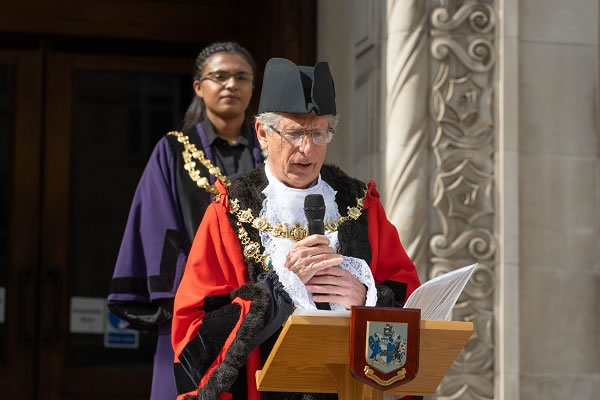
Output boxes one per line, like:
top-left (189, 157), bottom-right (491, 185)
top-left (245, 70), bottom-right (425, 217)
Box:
top-left (186, 283), bottom-right (270, 400)
top-left (320, 165), bottom-right (366, 209)
top-left (337, 213), bottom-right (371, 265)
top-left (178, 303), bottom-right (242, 391)
top-left (228, 164), bottom-right (373, 274)
top-left (375, 280), bottom-right (408, 308)
top-left (210, 164), bottom-right (375, 400)
top-left (321, 165), bottom-right (371, 264)
top-left (226, 166), bottom-right (269, 283)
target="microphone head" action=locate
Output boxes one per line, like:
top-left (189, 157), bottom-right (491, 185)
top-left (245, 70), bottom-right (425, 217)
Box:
top-left (304, 194), bottom-right (326, 220)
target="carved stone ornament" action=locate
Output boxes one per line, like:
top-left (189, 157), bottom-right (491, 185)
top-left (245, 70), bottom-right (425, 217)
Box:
top-left (429, 1), bottom-right (497, 399)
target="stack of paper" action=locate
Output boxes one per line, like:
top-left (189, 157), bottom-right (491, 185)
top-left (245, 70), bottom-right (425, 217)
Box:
top-left (403, 263), bottom-right (477, 320)
top-left (291, 263), bottom-right (478, 321)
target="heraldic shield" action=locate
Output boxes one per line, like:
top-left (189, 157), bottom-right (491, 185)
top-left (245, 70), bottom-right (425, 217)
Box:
top-left (349, 307), bottom-right (420, 391)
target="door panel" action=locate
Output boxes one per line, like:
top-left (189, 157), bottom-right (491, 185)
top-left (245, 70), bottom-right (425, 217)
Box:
top-left (0, 50), bottom-right (43, 400)
top-left (0, 64), bottom-right (12, 363)
top-left (0, 2), bottom-right (316, 397)
top-left (41, 53), bottom-right (191, 400)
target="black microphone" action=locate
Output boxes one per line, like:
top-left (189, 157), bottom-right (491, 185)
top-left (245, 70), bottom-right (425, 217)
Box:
top-left (303, 194), bottom-right (330, 310)
top-left (304, 194), bottom-right (326, 235)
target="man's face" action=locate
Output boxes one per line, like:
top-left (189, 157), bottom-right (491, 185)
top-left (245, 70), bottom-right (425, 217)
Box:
top-left (256, 113), bottom-right (329, 189)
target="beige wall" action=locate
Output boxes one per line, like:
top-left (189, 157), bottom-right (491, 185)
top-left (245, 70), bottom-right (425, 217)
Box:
top-left (316, 0), bottom-right (353, 172)
top-left (317, 0), bottom-right (385, 188)
top-left (317, 0), bottom-right (600, 398)
top-left (517, 0), bottom-right (600, 397)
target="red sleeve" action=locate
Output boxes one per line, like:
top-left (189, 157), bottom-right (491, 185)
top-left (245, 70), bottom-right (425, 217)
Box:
top-left (172, 200), bottom-right (254, 399)
top-left (364, 180), bottom-right (421, 302)
top-left (172, 202), bottom-right (248, 353)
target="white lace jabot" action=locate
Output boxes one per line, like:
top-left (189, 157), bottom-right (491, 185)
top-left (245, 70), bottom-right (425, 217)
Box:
top-left (259, 163), bottom-right (377, 310)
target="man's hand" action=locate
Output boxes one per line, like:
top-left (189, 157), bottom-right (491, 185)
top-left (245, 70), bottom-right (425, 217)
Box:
top-left (284, 235), bottom-right (344, 284)
top-left (306, 267), bottom-right (367, 309)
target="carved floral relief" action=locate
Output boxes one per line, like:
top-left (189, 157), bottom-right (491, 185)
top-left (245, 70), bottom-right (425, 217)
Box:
top-left (429, 1), bottom-right (497, 399)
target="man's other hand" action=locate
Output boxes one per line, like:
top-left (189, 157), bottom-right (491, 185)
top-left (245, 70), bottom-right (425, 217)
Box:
top-left (306, 267), bottom-right (367, 309)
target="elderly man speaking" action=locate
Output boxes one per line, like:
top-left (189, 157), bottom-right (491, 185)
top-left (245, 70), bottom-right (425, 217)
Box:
top-left (171, 58), bottom-right (421, 400)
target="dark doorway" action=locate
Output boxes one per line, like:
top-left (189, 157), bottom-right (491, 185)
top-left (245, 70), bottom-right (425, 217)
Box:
top-left (0, 2), bottom-right (315, 399)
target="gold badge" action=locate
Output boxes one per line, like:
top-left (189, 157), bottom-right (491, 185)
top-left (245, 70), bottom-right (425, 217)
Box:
top-left (289, 223), bottom-right (307, 241)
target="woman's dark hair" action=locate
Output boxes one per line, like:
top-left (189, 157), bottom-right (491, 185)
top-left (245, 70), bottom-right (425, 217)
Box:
top-left (182, 41), bottom-right (256, 131)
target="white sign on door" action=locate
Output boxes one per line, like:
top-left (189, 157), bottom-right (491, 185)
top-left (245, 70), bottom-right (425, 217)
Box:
top-left (70, 297), bottom-right (105, 334)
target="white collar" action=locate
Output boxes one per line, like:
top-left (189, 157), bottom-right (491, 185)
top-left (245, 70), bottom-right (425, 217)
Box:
top-left (262, 162), bottom-right (339, 224)
top-left (258, 162), bottom-right (378, 310)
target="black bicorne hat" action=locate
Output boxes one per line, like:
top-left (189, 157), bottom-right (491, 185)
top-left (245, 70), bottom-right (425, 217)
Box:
top-left (258, 58), bottom-right (336, 116)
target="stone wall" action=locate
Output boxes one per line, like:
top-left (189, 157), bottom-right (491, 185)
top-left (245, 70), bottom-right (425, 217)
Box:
top-left (517, 0), bottom-right (600, 397)
top-left (317, 0), bottom-right (600, 398)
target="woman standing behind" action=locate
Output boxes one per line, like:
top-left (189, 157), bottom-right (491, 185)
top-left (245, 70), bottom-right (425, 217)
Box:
top-left (107, 42), bottom-right (262, 400)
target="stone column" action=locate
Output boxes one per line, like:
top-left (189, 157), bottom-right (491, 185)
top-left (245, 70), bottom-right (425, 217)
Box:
top-left (384, 0), bottom-right (430, 279)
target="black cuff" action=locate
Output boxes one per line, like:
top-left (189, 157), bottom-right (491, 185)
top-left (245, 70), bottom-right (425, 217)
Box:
top-left (176, 303), bottom-right (242, 395)
top-left (107, 298), bottom-right (173, 330)
top-left (250, 271), bottom-right (294, 349)
top-left (375, 280), bottom-right (408, 308)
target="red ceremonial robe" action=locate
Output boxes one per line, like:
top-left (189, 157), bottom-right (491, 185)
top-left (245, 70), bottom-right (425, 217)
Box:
top-left (172, 165), bottom-right (420, 400)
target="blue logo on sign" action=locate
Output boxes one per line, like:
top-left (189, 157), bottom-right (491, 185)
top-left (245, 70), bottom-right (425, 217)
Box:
top-left (108, 312), bottom-right (128, 329)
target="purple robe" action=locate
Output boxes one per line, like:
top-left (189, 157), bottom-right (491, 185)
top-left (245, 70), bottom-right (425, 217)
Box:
top-left (108, 123), bottom-right (262, 400)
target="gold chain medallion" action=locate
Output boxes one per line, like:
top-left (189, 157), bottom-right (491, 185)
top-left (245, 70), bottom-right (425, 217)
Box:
top-left (229, 192), bottom-right (366, 242)
top-left (167, 131), bottom-right (231, 194)
top-left (229, 191), bottom-right (367, 269)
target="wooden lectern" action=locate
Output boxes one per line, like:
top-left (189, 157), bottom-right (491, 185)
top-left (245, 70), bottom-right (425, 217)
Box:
top-left (256, 313), bottom-right (473, 399)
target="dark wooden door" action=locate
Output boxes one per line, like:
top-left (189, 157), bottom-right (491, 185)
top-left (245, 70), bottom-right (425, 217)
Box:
top-left (0, 2), bottom-right (316, 398)
top-left (0, 48), bottom-right (43, 400)
top-left (39, 52), bottom-right (192, 400)
top-left (0, 46), bottom-right (193, 400)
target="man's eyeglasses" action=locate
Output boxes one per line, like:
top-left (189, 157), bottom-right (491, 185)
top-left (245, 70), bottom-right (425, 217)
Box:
top-left (200, 71), bottom-right (253, 85)
top-left (268, 125), bottom-right (335, 146)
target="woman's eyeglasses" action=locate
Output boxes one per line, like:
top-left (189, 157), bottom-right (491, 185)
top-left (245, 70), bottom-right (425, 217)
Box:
top-left (200, 71), bottom-right (253, 85)
top-left (268, 125), bottom-right (335, 146)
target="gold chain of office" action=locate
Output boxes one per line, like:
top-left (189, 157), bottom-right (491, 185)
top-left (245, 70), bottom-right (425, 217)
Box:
top-left (167, 131), bottom-right (231, 195)
top-left (168, 129), bottom-right (368, 270)
top-left (226, 192), bottom-right (367, 271)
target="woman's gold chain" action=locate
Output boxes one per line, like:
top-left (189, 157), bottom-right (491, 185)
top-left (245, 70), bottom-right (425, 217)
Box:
top-left (167, 131), bottom-right (231, 194)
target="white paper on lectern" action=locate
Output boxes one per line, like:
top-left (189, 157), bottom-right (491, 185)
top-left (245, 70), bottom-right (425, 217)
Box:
top-left (291, 263), bottom-right (476, 321)
top-left (403, 263), bottom-right (477, 320)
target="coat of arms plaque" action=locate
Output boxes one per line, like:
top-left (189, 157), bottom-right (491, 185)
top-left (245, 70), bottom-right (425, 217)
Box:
top-left (350, 306), bottom-right (420, 391)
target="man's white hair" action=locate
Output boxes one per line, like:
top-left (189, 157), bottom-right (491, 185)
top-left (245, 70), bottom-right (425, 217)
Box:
top-left (255, 112), bottom-right (339, 133)
top-left (255, 112), bottom-right (281, 131)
